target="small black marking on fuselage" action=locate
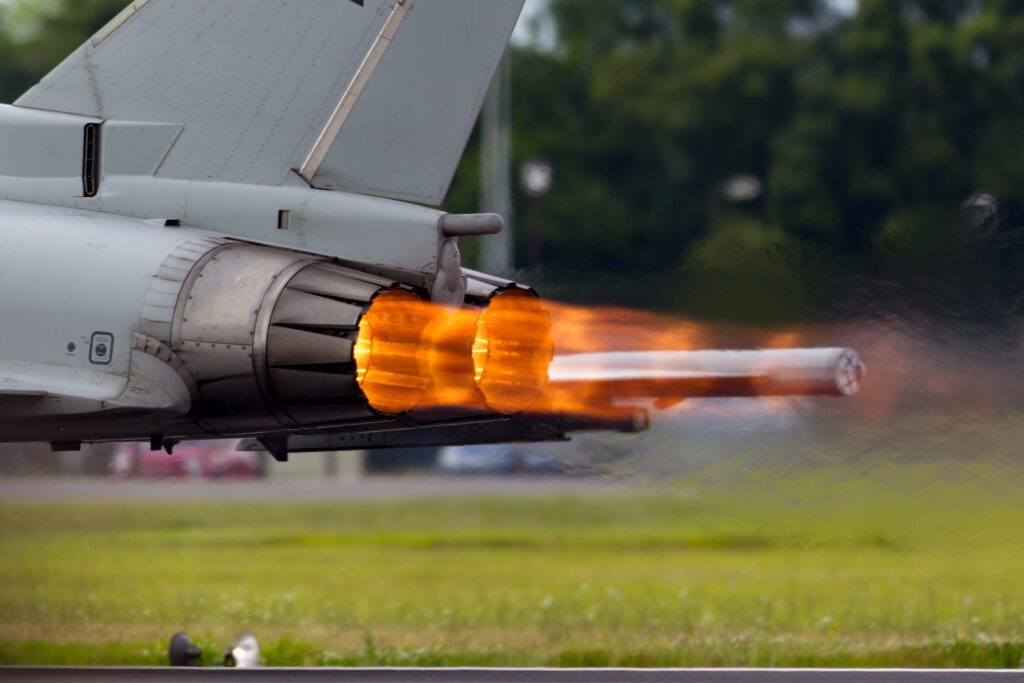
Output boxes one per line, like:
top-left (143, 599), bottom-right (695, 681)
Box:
top-left (89, 332), bottom-right (114, 365)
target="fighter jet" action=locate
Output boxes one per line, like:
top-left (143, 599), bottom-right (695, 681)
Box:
top-left (0, 0), bottom-right (863, 461)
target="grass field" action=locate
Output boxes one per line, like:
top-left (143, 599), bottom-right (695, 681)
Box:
top-left (4, 462), bottom-right (1024, 668)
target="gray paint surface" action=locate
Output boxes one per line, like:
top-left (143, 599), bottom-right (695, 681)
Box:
top-left (0, 200), bottom-right (206, 376)
top-left (311, 0), bottom-right (526, 204)
top-left (0, 106), bottom-right (97, 178)
top-left (17, 0), bottom-right (524, 205)
top-left (18, 0), bottom-right (385, 186)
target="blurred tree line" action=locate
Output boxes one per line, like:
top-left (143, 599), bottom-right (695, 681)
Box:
top-left (3, 0), bottom-right (1024, 322)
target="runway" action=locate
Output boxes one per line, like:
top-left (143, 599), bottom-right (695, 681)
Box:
top-left (0, 475), bottom-right (635, 502)
top-left (2, 668), bottom-right (1023, 682)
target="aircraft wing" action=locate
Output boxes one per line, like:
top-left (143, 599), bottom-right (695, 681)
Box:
top-left (17, 0), bottom-right (524, 205)
top-left (545, 348), bottom-right (864, 406)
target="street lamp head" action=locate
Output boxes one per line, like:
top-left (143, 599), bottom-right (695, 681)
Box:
top-left (521, 159), bottom-right (553, 197)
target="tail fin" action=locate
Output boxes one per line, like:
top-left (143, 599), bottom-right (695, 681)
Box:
top-left (17, 0), bottom-right (524, 204)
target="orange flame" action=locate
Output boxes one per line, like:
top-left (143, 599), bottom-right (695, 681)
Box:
top-left (353, 290), bottom-right (432, 415)
top-left (542, 302), bottom-right (708, 354)
top-left (355, 290), bottom-right (557, 415)
top-left (421, 306), bottom-right (484, 409)
top-left (472, 289), bottom-right (554, 413)
top-left (353, 291), bottom-right (859, 418)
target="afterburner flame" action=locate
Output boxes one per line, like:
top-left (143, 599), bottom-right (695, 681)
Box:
top-left (421, 306), bottom-right (484, 409)
top-left (543, 302), bottom-right (714, 354)
top-left (354, 288), bottom-right (554, 415)
top-left (472, 289), bottom-right (554, 413)
top-left (353, 289), bottom-right (432, 415)
top-left (353, 288), bottom-right (855, 418)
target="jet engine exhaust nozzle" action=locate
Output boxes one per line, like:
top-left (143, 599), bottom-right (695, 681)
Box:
top-left (353, 289), bottom-right (432, 415)
top-left (472, 289), bottom-right (555, 414)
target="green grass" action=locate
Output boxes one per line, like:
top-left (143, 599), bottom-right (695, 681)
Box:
top-left (5, 462), bottom-right (1024, 667)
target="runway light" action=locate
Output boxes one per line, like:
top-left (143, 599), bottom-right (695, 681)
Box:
top-left (354, 289), bottom-right (432, 414)
top-left (168, 632), bottom-right (202, 667)
top-left (472, 289), bottom-right (553, 413)
top-left (224, 632), bottom-right (260, 668)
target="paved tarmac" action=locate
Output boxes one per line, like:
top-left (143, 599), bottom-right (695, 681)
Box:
top-left (2, 668), bottom-right (1023, 682)
top-left (0, 476), bottom-right (638, 502)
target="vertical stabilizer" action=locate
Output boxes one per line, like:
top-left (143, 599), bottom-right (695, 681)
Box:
top-left (16, 0), bottom-right (524, 205)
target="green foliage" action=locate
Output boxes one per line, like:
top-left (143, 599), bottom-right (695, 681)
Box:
top-left (0, 0), bottom-right (124, 104)
top-left (6, 466), bottom-right (1024, 666)
top-left (680, 217), bottom-right (815, 323)
top-left (873, 205), bottom-right (961, 274)
top-left (489, 0), bottom-right (1024, 317)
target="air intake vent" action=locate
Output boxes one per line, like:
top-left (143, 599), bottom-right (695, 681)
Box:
top-left (82, 123), bottom-right (101, 198)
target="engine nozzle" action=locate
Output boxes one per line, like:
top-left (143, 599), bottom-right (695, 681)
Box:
top-left (353, 290), bottom-right (433, 415)
top-left (472, 289), bottom-right (554, 413)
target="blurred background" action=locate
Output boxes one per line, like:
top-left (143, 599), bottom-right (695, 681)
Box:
top-left (5, 0), bottom-right (1024, 669)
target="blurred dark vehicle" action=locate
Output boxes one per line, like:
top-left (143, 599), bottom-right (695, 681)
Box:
top-left (111, 441), bottom-right (264, 479)
top-left (365, 446), bottom-right (438, 473)
top-left (437, 443), bottom-right (565, 475)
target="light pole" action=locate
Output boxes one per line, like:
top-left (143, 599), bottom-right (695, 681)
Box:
top-left (479, 54), bottom-right (514, 274)
top-left (520, 158), bottom-right (552, 268)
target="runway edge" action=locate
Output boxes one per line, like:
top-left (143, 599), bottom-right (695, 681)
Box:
top-left (2, 668), bottom-right (1024, 682)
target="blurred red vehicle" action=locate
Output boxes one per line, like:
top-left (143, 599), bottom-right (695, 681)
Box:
top-left (111, 441), bottom-right (264, 479)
